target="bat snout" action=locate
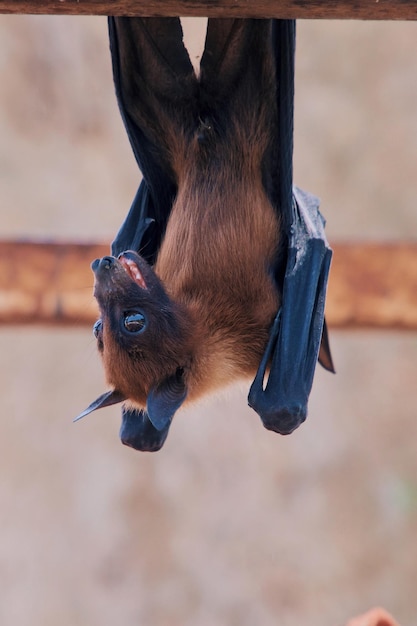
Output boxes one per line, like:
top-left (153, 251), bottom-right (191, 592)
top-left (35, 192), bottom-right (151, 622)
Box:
top-left (91, 256), bottom-right (130, 302)
top-left (91, 256), bottom-right (117, 274)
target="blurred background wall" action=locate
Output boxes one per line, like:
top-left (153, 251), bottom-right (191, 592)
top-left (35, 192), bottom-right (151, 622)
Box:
top-left (0, 16), bottom-right (416, 626)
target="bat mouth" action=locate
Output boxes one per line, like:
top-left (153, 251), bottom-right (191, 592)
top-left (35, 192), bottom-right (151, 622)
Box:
top-left (118, 252), bottom-right (148, 290)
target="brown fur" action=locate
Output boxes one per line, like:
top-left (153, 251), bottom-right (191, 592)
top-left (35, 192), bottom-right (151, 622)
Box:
top-left (156, 132), bottom-right (280, 401)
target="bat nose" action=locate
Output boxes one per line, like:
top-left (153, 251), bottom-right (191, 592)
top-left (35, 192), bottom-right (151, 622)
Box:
top-left (91, 256), bottom-right (116, 273)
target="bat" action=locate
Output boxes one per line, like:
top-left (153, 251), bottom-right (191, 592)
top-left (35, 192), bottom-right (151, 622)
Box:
top-left (75, 18), bottom-right (334, 451)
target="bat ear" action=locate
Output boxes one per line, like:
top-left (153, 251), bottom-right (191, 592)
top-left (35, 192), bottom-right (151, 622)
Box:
top-left (146, 369), bottom-right (187, 431)
top-left (74, 389), bottom-right (126, 422)
top-left (318, 319), bottom-right (335, 373)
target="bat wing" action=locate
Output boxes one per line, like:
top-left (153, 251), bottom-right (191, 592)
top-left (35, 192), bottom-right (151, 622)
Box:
top-left (119, 407), bottom-right (170, 452)
top-left (248, 20), bottom-right (334, 436)
top-left (248, 187), bottom-right (333, 434)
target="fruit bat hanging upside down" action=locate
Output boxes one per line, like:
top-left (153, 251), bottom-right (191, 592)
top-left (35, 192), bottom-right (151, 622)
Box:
top-left (76, 18), bottom-right (334, 451)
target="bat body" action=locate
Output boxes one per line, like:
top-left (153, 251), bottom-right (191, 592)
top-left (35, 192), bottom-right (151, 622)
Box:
top-left (77, 18), bottom-right (333, 451)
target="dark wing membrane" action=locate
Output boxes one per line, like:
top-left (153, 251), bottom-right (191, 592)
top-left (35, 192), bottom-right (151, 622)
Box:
top-left (248, 188), bottom-right (333, 435)
top-left (200, 19), bottom-right (262, 104)
top-left (108, 17), bottom-right (196, 261)
top-left (269, 20), bottom-right (296, 239)
top-left (111, 179), bottom-right (156, 260)
top-left (248, 20), bottom-right (334, 435)
top-left (119, 407), bottom-right (170, 452)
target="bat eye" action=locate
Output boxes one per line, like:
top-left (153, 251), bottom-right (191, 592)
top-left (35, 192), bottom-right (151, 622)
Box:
top-left (93, 319), bottom-right (102, 338)
top-left (123, 311), bottom-right (147, 334)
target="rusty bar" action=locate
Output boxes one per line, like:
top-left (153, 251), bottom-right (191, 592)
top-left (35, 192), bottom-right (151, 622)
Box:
top-left (326, 242), bottom-right (417, 330)
top-left (0, 240), bottom-right (106, 325)
top-left (0, 0), bottom-right (417, 19)
top-left (0, 240), bottom-right (417, 329)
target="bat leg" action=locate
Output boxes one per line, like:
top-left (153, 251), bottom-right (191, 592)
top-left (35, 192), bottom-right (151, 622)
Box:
top-left (119, 407), bottom-right (170, 452)
top-left (109, 16), bottom-right (196, 162)
top-left (200, 18), bottom-right (273, 110)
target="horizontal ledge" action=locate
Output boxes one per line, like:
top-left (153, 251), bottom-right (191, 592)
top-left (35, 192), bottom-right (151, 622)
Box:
top-left (1, 240), bottom-right (417, 330)
top-left (0, 1), bottom-right (417, 19)
top-left (326, 242), bottom-right (417, 330)
top-left (0, 240), bottom-right (105, 326)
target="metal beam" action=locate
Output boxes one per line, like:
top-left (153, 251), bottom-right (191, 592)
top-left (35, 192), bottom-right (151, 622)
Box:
top-left (0, 1), bottom-right (417, 19)
top-left (1, 240), bottom-right (417, 329)
top-left (327, 242), bottom-right (417, 330)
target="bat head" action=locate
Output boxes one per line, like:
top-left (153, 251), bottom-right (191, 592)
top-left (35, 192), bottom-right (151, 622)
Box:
top-left (78, 250), bottom-right (193, 431)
